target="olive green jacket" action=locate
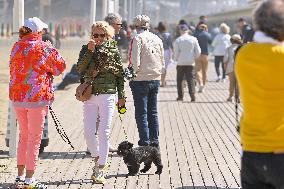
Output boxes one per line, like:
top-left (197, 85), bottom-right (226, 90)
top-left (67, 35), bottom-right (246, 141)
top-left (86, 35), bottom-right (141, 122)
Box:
top-left (76, 40), bottom-right (125, 99)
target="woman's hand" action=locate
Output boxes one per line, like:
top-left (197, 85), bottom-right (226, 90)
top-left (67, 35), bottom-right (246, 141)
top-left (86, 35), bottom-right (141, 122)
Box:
top-left (87, 39), bottom-right (96, 52)
top-left (117, 98), bottom-right (126, 107)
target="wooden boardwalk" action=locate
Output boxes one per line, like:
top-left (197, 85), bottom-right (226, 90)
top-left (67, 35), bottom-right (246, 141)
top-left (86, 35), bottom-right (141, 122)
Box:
top-left (0, 64), bottom-right (242, 189)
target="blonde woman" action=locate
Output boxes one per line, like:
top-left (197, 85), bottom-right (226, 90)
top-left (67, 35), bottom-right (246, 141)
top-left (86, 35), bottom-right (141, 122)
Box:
top-left (77, 21), bottom-right (125, 184)
top-left (212, 23), bottom-right (231, 82)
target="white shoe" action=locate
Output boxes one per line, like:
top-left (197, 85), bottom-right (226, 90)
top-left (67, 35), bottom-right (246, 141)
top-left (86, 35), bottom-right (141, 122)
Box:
top-left (198, 86), bottom-right (204, 93)
top-left (109, 145), bottom-right (117, 152)
top-left (92, 163), bottom-right (109, 184)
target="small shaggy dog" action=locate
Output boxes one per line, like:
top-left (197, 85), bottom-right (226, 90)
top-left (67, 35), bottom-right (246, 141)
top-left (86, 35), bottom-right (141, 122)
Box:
top-left (117, 141), bottom-right (163, 176)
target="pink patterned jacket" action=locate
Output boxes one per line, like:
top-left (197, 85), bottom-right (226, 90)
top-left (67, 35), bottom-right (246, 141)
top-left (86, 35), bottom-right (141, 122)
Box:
top-left (9, 33), bottom-right (66, 108)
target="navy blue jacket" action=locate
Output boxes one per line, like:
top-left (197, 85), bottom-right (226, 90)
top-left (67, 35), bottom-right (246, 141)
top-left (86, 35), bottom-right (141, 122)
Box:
top-left (194, 29), bottom-right (212, 55)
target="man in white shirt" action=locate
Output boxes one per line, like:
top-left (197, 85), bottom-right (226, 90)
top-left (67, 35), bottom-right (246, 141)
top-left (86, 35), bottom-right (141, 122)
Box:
top-left (129, 15), bottom-right (165, 147)
top-left (173, 24), bottom-right (201, 102)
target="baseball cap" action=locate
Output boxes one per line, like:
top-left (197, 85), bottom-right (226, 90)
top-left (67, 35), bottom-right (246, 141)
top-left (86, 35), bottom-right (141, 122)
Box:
top-left (133, 15), bottom-right (150, 28)
top-left (179, 24), bottom-right (189, 31)
top-left (231, 34), bottom-right (242, 41)
top-left (24, 17), bottom-right (48, 32)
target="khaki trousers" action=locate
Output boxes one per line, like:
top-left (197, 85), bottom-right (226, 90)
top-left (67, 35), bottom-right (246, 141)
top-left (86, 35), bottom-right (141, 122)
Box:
top-left (195, 55), bottom-right (208, 86)
top-left (228, 72), bottom-right (239, 98)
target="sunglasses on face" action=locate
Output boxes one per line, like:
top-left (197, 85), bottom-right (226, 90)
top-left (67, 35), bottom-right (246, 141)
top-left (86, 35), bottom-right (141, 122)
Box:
top-left (93, 33), bottom-right (106, 38)
top-left (116, 23), bottom-right (122, 26)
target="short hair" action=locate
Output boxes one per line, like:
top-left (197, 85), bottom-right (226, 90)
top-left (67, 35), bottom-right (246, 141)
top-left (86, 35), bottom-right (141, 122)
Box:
top-left (19, 26), bottom-right (32, 38)
top-left (157, 22), bottom-right (166, 32)
top-left (253, 0), bottom-right (284, 41)
top-left (178, 19), bottom-right (187, 25)
top-left (237, 17), bottom-right (245, 23)
top-left (91, 21), bottom-right (115, 39)
top-left (219, 23), bottom-right (230, 34)
top-left (199, 15), bottom-right (207, 22)
top-left (104, 13), bottom-right (122, 26)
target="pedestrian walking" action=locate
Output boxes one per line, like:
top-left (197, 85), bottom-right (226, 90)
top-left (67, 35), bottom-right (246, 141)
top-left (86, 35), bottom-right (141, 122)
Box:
top-left (223, 34), bottom-right (242, 102)
top-left (212, 23), bottom-right (231, 82)
top-left (76, 21), bottom-right (125, 184)
top-left (235, 1), bottom-right (284, 188)
top-left (236, 17), bottom-right (254, 43)
top-left (194, 23), bottom-right (212, 92)
top-left (128, 15), bottom-right (164, 147)
top-left (10, 17), bottom-right (66, 189)
top-left (55, 25), bottom-right (61, 49)
top-left (42, 28), bottom-right (53, 45)
top-left (157, 21), bottom-right (173, 87)
top-left (173, 24), bottom-right (201, 102)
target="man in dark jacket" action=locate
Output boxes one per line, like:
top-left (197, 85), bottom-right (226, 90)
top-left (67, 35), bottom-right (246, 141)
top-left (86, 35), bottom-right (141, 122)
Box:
top-left (42, 28), bottom-right (53, 45)
top-left (194, 23), bottom-right (211, 93)
top-left (236, 18), bottom-right (254, 43)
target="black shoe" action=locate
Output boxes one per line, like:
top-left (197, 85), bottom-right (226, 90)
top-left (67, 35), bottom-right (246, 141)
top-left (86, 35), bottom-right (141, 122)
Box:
top-left (86, 148), bottom-right (91, 155)
top-left (150, 143), bottom-right (160, 150)
top-left (176, 97), bottom-right (183, 101)
top-left (190, 94), bottom-right (196, 102)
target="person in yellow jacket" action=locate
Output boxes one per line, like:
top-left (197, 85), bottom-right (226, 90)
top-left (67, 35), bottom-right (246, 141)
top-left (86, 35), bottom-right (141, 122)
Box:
top-left (235, 0), bottom-right (284, 188)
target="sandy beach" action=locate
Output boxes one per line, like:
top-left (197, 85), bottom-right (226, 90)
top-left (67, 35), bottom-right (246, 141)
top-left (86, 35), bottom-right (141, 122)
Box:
top-left (0, 37), bottom-right (87, 150)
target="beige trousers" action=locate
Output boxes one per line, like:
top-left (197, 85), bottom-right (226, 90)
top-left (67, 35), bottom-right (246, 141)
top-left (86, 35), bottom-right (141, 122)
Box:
top-left (228, 72), bottom-right (239, 98)
top-left (195, 55), bottom-right (208, 86)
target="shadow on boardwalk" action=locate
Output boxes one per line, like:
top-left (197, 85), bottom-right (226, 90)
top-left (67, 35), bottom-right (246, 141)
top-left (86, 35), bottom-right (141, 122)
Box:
top-left (38, 151), bottom-right (120, 159)
top-left (177, 187), bottom-right (240, 189)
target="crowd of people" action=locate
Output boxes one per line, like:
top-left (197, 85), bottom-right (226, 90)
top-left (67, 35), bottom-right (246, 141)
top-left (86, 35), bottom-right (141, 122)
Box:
top-left (8, 0), bottom-right (284, 188)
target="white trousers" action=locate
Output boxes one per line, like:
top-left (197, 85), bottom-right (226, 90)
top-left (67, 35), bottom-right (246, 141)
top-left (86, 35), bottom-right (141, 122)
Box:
top-left (83, 94), bottom-right (116, 165)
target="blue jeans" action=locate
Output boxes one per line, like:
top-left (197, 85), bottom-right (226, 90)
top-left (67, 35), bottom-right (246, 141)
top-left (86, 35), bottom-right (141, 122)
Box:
top-left (130, 80), bottom-right (160, 146)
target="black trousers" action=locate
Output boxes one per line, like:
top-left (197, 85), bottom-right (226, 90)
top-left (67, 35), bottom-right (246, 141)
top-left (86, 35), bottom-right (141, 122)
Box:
top-left (176, 65), bottom-right (195, 99)
top-left (214, 56), bottom-right (226, 79)
top-left (241, 151), bottom-right (284, 189)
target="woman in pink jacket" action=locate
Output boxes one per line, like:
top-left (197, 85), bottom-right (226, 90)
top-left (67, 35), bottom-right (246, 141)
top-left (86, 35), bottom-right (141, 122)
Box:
top-left (9, 17), bottom-right (66, 189)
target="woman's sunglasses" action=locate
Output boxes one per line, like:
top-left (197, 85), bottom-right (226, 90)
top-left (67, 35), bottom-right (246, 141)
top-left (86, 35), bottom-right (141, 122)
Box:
top-left (93, 33), bottom-right (106, 38)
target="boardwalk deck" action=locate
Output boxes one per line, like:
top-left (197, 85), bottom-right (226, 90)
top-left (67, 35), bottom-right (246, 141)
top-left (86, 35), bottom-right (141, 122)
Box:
top-left (0, 63), bottom-right (242, 189)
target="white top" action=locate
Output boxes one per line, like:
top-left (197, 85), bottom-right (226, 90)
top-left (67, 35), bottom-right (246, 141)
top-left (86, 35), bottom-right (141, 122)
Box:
top-left (253, 31), bottom-right (284, 46)
top-left (212, 33), bottom-right (231, 56)
top-left (129, 30), bottom-right (165, 81)
top-left (224, 44), bottom-right (239, 74)
top-left (173, 34), bottom-right (201, 66)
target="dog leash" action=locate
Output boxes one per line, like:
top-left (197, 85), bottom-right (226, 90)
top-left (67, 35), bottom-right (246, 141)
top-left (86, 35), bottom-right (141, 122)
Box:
top-left (48, 106), bottom-right (75, 150)
top-left (117, 105), bottom-right (128, 141)
top-left (235, 82), bottom-right (240, 133)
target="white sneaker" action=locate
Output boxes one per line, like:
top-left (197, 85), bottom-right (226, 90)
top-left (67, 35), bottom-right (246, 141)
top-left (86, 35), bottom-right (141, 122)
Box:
top-left (92, 163), bottom-right (109, 184)
top-left (109, 145), bottom-right (117, 152)
top-left (24, 178), bottom-right (47, 189)
top-left (198, 86), bottom-right (204, 93)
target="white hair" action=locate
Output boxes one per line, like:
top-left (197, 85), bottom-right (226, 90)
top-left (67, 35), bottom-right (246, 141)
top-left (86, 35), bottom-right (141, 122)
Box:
top-left (104, 13), bottom-right (122, 25)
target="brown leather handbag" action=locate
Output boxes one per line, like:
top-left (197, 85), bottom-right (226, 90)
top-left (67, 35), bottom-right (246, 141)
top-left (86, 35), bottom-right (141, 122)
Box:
top-left (75, 81), bottom-right (92, 102)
